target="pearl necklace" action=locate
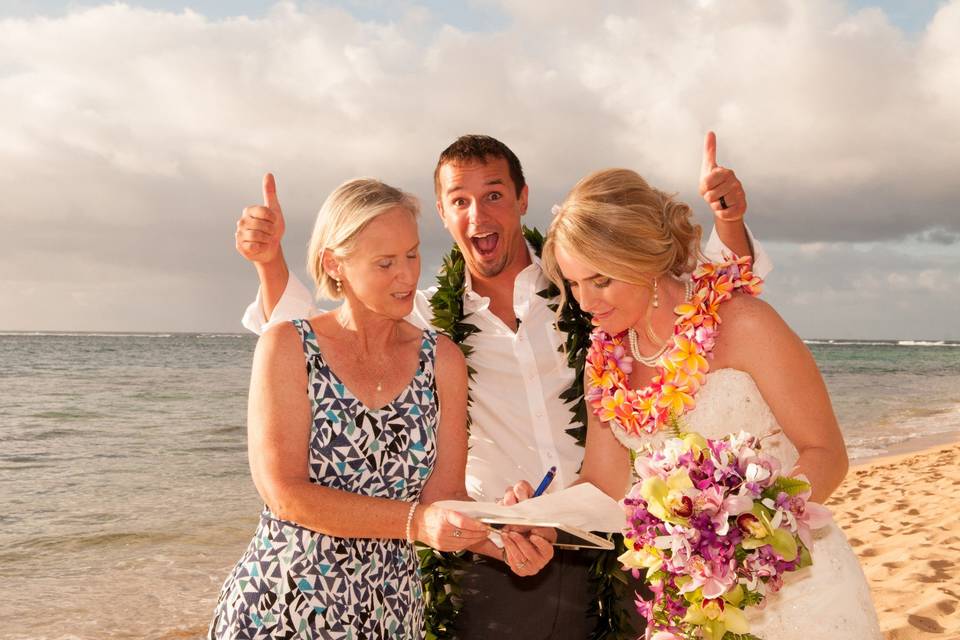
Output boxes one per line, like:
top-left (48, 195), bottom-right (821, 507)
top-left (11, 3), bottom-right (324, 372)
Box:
top-left (627, 279), bottom-right (694, 367)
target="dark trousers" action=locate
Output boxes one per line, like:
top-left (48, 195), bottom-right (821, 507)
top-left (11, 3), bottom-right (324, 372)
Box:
top-left (453, 550), bottom-right (647, 639)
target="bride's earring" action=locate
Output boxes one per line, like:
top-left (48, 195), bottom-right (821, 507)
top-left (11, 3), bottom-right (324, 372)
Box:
top-left (335, 278), bottom-right (342, 293)
top-left (652, 277), bottom-right (659, 309)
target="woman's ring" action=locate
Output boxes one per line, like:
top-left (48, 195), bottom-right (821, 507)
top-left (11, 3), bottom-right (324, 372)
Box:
top-left (719, 195), bottom-right (729, 209)
top-left (453, 529), bottom-right (462, 538)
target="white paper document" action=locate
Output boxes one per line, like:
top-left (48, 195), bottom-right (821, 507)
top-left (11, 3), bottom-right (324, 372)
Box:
top-left (434, 483), bottom-right (625, 533)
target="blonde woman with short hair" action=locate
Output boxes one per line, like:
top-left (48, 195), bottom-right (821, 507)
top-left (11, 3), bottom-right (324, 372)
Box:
top-left (210, 176), bottom-right (551, 639)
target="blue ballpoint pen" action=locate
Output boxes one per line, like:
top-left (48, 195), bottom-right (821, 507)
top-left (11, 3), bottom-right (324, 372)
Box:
top-left (532, 466), bottom-right (558, 497)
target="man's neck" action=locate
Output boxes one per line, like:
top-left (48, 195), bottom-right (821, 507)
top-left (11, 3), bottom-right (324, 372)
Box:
top-left (468, 244), bottom-right (533, 331)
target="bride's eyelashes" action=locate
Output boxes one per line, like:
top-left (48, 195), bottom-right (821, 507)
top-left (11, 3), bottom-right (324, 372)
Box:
top-left (591, 277), bottom-right (611, 289)
top-left (565, 277), bottom-right (612, 290)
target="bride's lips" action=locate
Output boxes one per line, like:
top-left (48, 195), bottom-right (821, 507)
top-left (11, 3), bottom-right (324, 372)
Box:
top-left (591, 309), bottom-right (614, 321)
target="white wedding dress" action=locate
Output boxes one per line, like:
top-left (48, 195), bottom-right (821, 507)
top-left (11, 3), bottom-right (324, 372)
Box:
top-left (612, 368), bottom-right (881, 639)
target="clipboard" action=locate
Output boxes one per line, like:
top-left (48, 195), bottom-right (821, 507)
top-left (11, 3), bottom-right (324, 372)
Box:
top-left (480, 517), bottom-right (615, 551)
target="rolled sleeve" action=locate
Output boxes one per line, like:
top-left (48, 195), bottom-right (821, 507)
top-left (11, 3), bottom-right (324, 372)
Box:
top-left (240, 273), bottom-right (318, 335)
top-left (703, 223), bottom-right (773, 279)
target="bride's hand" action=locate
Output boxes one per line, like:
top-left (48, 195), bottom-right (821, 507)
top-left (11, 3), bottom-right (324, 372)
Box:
top-left (699, 131), bottom-right (747, 223)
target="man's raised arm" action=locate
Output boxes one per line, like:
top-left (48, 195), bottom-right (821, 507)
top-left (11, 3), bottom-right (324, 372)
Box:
top-left (236, 173), bottom-right (317, 335)
top-left (698, 132), bottom-right (773, 278)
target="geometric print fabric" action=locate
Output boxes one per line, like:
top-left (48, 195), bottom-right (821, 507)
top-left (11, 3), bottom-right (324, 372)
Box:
top-left (209, 320), bottom-right (439, 639)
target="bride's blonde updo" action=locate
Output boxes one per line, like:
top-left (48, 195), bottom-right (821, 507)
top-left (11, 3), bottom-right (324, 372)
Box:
top-left (542, 168), bottom-right (703, 311)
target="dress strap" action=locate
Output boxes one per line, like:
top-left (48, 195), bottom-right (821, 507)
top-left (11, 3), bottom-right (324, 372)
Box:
top-left (418, 329), bottom-right (439, 385)
top-left (290, 319), bottom-right (322, 371)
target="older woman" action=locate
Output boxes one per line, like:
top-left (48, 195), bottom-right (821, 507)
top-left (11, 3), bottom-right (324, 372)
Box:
top-left (210, 177), bottom-right (548, 639)
top-left (539, 166), bottom-right (881, 638)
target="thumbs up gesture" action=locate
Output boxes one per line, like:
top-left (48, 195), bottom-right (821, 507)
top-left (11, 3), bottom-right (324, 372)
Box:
top-left (236, 173), bottom-right (286, 264)
top-left (698, 132), bottom-right (746, 223)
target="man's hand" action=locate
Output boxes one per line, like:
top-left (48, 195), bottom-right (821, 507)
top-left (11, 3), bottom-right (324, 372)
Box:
top-left (699, 132), bottom-right (746, 223)
top-left (236, 173), bottom-right (286, 264)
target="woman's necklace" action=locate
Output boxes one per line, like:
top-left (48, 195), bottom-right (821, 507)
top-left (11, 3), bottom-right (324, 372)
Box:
top-left (627, 278), bottom-right (694, 367)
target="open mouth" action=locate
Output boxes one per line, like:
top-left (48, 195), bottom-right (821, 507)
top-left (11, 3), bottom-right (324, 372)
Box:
top-left (391, 291), bottom-right (413, 300)
top-left (470, 232), bottom-right (499, 257)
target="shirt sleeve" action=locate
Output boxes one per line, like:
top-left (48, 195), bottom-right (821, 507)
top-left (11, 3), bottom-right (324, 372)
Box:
top-left (703, 223), bottom-right (774, 279)
top-left (241, 272), bottom-right (319, 335)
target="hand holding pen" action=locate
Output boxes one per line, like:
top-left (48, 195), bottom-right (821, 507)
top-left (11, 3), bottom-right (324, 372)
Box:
top-left (500, 466), bottom-right (557, 506)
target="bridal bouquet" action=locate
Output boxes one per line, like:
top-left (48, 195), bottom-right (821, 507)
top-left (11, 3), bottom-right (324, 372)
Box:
top-left (619, 431), bottom-right (832, 640)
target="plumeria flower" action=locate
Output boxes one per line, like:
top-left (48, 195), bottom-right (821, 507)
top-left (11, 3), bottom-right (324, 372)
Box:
top-left (657, 381), bottom-right (695, 415)
top-left (667, 335), bottom-right (709, 375)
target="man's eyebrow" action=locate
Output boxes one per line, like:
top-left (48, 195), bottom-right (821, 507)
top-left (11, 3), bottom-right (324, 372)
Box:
top-left (444, 178), bottom-right (505, 196)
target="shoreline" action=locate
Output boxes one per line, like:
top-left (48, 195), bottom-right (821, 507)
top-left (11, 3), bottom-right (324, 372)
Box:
top-left (850, 430), bottom-right (960, 468)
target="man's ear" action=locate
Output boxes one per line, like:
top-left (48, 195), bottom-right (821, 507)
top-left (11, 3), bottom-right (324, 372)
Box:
top-left (436, 199), bottom-right (448, 228)
top-left (518, 184), bottom-right (530, 217)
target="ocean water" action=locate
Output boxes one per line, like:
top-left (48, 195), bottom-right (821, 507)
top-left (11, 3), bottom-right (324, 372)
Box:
top-left (1, 333), bottom-right (959, 639)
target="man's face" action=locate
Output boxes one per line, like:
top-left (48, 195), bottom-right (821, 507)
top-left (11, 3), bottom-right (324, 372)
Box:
top-left (435, 156), bottom-right (529, 279)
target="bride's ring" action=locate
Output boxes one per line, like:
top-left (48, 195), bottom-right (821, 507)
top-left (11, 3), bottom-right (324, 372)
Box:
top-left (517, 560), bottom-right (527, 569)
top-left (453, 528), bottom-right (462, 538)
top-left (719, 195), bottom-right (729, 209)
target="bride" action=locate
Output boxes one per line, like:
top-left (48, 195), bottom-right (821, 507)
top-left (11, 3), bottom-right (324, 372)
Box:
top-left (539, 167), bottom-right (881, 638)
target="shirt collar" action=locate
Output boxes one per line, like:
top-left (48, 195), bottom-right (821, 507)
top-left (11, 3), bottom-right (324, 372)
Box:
top-left (463, 241), bottom-right (543, 313)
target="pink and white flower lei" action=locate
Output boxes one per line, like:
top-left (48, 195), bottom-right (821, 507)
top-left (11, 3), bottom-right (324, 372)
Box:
top-left (585, 255), bottom-right (764, 437)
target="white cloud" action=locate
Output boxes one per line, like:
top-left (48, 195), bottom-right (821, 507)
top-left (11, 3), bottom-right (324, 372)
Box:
top-left (1, 0), bottom-right (958, 334)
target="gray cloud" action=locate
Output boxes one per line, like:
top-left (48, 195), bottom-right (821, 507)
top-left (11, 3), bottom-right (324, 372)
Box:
top-left (1, 1), bottom-right (957, 335)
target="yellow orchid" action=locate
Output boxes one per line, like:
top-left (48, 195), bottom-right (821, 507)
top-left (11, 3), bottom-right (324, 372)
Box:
top-left (641, 469), bottom-right (695, 525)
top-left (618, 540), bottom-right (664, 574)
top-left (683, 591), bottom-right (750, 640)
top-left (738, 504), bottom-right (799, 562)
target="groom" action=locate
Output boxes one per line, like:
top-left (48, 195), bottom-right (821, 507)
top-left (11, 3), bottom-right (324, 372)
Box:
top-left (235, 133), bottom-right (770, 638)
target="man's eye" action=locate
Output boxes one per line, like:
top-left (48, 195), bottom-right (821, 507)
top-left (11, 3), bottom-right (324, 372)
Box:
top-left (453, 198), bottom-right (466, 207)
top-left (488, 192), bottom-right (501, 201)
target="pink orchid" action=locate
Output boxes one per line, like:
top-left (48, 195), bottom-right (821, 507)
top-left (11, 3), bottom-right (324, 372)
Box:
top-left (679, 555), bottom-right (737, 599)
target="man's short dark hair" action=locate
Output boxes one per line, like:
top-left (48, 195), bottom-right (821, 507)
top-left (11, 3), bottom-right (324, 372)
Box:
top-left (433, 134), bottom-right (526, 198)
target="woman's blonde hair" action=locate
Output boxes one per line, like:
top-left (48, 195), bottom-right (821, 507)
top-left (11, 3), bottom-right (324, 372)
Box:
top-left (542, 168), bottom-right (703, 319)
top-left (306, 178), bottom-right (420, 300)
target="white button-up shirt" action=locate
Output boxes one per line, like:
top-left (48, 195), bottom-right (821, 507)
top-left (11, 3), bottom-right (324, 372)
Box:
top-left (242, 228), bottom-right (772, 501)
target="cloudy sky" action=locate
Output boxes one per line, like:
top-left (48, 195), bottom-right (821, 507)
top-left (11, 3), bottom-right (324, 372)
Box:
top-left (2, 0), bottom-right (957, 338)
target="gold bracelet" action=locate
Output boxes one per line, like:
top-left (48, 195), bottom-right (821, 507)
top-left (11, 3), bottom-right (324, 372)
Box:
top-left (405, 501), bottom-right (419, 544)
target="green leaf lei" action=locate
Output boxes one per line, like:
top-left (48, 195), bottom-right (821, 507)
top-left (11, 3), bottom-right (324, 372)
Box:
top-left (419, 226), bottom-right (637, 639)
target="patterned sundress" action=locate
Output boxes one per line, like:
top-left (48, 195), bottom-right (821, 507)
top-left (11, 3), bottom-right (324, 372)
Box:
top-left (210, 319), bottom-right (439, 639)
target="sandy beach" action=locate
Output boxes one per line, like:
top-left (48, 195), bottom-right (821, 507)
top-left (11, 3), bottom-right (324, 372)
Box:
top-left (828, 441), bottom-right (960, 639)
